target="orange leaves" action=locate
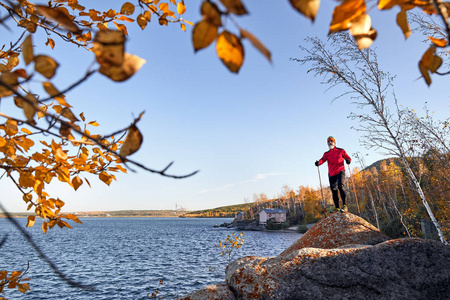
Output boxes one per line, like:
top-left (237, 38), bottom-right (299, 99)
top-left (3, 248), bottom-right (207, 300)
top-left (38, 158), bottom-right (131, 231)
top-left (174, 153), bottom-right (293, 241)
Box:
top-left (26, 216), bottom-right (35, 227)
top-left (419, 46), bottom-right (442, 86)
top-left (0, 72), bottom-right (19, 98)
top-left (428, 36), bottom-right (447, 47)
top-left (289, 0), bottom-right (321, 22)
top-left (193, 20), bottom-right (219, 51)
top-left (93, 30), bottom-right (126, 66)
top-left (240, 29), bottom-right (272, 63)
top-left (23, 93), bottom-right (38, 125)
top-left (219, 0), bottom-right (248, 15)
top-left (120, 2), bottom-right (135, 15)
top-left (193, 0), bottom-right (270, 73)
top-left (72, 176), bottom-right (83, 190)
top-left (35, 5), bottom-right (80, 33)
top-left (120, 125), bottom-right (143, 157)
top-left (34, 55), bottom-right (59, 79)
top-left (349, 14), bottom-right (377, 49)
top-left (201, 1), bottom-right (222, 26)
top-left (329, 0), bottom-right (366, 34)
top-left (378, 0), bottom-right (399, 10)
top-left (177, 1), bottom-right (187, 15)
top-left (216, 31), bottom-right (244, 73)
top-left (396, 9), bottom-right (411, 39)
top-left (93, 30), bottom-right (146, 81)
top-left (22, 35), bottom-right (33, 65)
top-left (0, 270), bottom-right (30, 295)
top-left (99, 171), bottom-right (113, 185)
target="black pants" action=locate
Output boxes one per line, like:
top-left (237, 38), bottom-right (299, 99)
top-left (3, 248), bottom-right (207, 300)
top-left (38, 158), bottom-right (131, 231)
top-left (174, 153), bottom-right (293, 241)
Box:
top-left (329, 170), bottom-right (346, 208)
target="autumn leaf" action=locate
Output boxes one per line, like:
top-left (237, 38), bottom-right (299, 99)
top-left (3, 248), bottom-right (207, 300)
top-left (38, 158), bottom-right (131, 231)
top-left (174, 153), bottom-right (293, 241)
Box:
top-left (0, 136), bottom-right (7, 147)
top-left (93, 30), bottom-right (126, 67)
top-left (88, 121), bottom-right (100, 126)
top-left (201, 1), bottom-right (222, 26)
top-left (219, 0), bottom-right (248, 15)
top-left (35, 5), bottom-right (80, 33)
top-left (378, 0), bottom-right (399, 10)
top-left (61, 107), bottom-right (79, 122)
top-left (26, 216), bottom-right (35, 227)
top-left (329, 0), bottom-right (366, 34)
top-left (98, 53), bottom-right (146, 82)
top-left (22, 35), bottom-right (34, 65)
top-left (55, 147), bottom-right (68, 160)
top-left (37, 105), bottom-right (48, 119)
top-left (216, 31), bottom-right (244, 73)
top-left (64, 214), bottom-right (82, 223)
top-left (42, 221), bottom-right (48, 233)
top-left (289, 0), bottom-right (320, 22)
top-left (192, 20), bottom-right (218, 51)
top-left (177, 1), bottom-right (186, 15)
top-left (23, 93), bottom-right (38, 125)
top-left (352, 28), bottom-right (377, 49)
top-left (120, 2), bottom-right (135, 15)
top-left (137, 14), bottom-right (148, 30)
top-left (240, 29), bottom-right (271, 63)
top-left (120, 125), bottom-right (143, 157)
top-left (99, 171), bottom-right (113, 185)
top-left (396, 10), bottom-right (411, 39)
top-left (72, 175), bottom-right (83, 191)
top-left (46, 37), bottom-right (56, 49)
top-left (0, 72), bottom-right (19, 98)
top-left (35, 55), bottom-right (59, 79)
top-left (349, 14), bottom-right (377, 49)
top-left (18, 283), bottom-right (30, 294)
top-left (419, 46), bottom-right (442, 86)
top-left (428, 36), bottom-right (447, 47)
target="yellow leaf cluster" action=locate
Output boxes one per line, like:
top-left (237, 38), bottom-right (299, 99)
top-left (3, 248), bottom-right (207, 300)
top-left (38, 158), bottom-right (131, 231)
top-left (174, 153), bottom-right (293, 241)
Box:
top-left (0, 270), bottom-right (30, 294)
top-left (193, 0), bottom-right (271, 73)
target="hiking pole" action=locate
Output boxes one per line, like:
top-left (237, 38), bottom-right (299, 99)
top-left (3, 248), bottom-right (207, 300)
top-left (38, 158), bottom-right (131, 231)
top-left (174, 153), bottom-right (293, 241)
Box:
top-left (347, 164), bottom-right (361, 214)
top-left (317, 166), bottom-right (327, 216)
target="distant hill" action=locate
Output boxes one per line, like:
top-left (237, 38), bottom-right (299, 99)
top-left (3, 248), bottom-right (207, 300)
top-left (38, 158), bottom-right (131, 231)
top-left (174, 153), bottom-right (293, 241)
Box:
top-left (180, 203), bottom-right (251, 218)
top-left (364, 157), bottom-right (402, 171)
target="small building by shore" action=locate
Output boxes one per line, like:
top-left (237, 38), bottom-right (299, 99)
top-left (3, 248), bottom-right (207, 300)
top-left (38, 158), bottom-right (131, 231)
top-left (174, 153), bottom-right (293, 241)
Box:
top-left (258, 209), bottom-right (287, 225)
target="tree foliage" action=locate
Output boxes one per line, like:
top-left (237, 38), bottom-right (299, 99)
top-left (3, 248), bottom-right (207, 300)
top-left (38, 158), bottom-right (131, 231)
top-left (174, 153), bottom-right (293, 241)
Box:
top-left (0, 0), bottom-right (196, 297)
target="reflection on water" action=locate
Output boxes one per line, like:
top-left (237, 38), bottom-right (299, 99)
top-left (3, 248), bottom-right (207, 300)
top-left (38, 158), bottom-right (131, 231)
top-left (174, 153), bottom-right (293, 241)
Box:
top-left (1, 217), bottom-right (301, 299)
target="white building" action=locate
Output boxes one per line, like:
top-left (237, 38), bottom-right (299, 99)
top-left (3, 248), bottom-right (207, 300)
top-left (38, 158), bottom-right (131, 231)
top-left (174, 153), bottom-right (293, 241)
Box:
top-left (258, 209), bottom-right (287, 225)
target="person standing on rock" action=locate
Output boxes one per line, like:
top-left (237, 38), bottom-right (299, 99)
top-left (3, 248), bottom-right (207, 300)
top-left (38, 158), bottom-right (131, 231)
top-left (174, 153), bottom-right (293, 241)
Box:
top-left (315, 136), bottom-right (351, 212)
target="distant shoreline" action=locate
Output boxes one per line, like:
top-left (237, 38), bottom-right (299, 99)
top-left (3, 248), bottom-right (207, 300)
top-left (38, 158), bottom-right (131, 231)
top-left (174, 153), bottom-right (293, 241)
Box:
top-left (0, 210), bottom-right (190, 218)
top-left (0, 210), bottom-right (235, 219)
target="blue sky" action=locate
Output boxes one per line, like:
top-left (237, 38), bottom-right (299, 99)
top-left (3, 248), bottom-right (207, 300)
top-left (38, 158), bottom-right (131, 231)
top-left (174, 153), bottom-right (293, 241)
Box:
top-left (1, 1), bottom-right (449, 212)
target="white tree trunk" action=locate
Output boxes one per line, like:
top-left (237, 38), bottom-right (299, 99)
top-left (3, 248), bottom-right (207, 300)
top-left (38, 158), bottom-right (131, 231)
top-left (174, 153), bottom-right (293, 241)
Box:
top-left (401, 157), bottom-right (448, 245)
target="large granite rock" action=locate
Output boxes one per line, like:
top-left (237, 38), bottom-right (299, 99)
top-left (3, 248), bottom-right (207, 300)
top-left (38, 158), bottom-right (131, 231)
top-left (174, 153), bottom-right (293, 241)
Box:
top-left (181, 212), bottom-right (450, 299)
top-left (179, 283), bottom-right (236, 300)
top-left (280, 210), bottom-right (390, 255)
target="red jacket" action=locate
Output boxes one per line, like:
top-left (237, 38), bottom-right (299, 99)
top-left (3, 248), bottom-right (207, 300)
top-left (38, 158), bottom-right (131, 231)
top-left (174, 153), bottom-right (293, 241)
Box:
top-left (318, 147), bottom-right (351, 176)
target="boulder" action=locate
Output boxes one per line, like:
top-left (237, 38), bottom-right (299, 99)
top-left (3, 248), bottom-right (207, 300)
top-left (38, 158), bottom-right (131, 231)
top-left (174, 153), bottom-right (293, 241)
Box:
top-left (226, 238), bottom-right (450, 299)
top-left (280, 210), bottom-right (390, 255)
top-left (181, 212), bottom-right (450, 299)
top-left (178, 283), bottom-right (236, 300)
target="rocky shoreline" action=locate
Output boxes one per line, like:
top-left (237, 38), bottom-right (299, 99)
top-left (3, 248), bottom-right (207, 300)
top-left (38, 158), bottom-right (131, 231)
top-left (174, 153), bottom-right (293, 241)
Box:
top-left (213, 218), bottom-right (315, 233)
top-left (181, 212), bottom-right (450, 300)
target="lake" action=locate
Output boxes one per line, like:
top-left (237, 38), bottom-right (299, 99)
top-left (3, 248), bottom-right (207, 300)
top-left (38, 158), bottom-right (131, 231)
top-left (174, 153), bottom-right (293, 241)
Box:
top-left (1, 217), bottom-right (301, 299)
